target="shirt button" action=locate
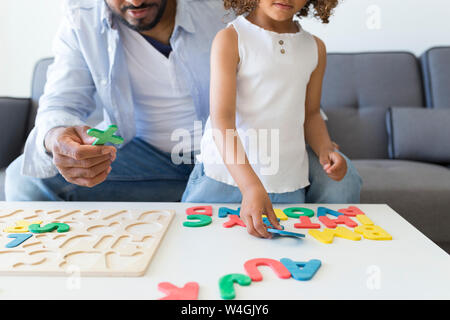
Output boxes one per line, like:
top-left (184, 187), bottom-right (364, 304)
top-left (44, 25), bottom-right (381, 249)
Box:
top-left (279, 40), bottom-right (284, 45)
top-left (280, 49), bottom-right (286, 54)
top-left (101, 79), bottom-right (108, 86)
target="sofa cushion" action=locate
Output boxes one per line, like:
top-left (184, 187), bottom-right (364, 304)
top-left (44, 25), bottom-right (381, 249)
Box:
top-left (322, 52), bottom-right (425, 159)
top-left (355, 159), bottom-right (450, 245)
top-left (387, 107), bottom-right (450, 164)
top-left (421, 47), bottom-right (450, 108)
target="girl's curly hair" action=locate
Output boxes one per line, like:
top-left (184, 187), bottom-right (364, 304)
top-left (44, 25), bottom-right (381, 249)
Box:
top-left (223, 0), bottom-right (339, 24)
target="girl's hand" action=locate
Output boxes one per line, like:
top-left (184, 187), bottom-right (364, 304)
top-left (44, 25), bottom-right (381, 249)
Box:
top-left (319, 149), bottom-right (348, 181)
top-left (240, 185), bottom-right (282, 239)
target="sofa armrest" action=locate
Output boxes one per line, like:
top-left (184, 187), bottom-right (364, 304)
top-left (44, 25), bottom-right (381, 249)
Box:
top-left (386, 107), bottom-right (450, 164)
top-left (0, 97), bottom-right (31, 169)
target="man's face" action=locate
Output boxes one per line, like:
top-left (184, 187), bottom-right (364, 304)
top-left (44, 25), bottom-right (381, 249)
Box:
top-left (105, 0), bottom-right (168, 31)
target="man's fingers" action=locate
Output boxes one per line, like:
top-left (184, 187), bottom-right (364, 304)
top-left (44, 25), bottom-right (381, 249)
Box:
top-left (63, 160), bottom-right (112, 179)
top-left (56, 138), bottom-right (116, 160)
top-left (71, 169), bottom-right (110, 188)
top-left (54, 154), bottom-right (113, 169)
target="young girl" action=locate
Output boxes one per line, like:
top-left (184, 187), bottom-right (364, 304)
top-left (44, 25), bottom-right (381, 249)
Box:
top-left (182, 0), bottom-right (348, 238)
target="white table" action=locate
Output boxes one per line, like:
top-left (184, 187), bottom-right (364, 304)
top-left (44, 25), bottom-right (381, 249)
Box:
top-left (0, 202), bottom-right (449, 300)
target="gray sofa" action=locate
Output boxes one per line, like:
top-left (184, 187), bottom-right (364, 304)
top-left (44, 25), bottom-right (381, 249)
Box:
top-left (1, 48), bottom-right (449, 253)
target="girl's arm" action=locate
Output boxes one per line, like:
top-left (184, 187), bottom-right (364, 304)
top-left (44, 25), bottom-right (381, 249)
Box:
top-left (209, 26), bottom-right (281, 238)
top-left (304, 36), bottom-right (347, 181)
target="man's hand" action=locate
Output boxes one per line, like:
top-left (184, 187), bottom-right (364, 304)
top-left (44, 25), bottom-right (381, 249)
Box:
top-left (240, 185), bottom-right (282, 239)
top-left (319, 148), bottom-right (347, 181)
top-left (45, 126), bottom-right (117, 187)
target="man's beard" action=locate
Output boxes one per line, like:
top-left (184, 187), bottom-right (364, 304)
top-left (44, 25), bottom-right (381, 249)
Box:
top-left (107, 0), bottom-right (168, 32)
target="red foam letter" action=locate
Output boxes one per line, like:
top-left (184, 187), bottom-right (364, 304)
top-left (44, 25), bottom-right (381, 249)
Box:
top-left (158, 282), bottom-right (199, 300)
top-left (223, 215), bottom-right (246, 228)
top-left (319, 215), bottom-right (358, 228)
top-left (294, 216), bottom-right (321, 229)
top-left (244, 258), bottom-right (291, 282)
top-left (186, 205), bottom-right (212, 216)
top-left (338, 206), bottom-right (366, 217)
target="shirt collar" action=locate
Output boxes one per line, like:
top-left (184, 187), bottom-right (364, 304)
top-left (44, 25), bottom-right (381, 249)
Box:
top-left (100, 1), bottom-right (113, 33)
top-left (174, 0), bottom-right (196, 34)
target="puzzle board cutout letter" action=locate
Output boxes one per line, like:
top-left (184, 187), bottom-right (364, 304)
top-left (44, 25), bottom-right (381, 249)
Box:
top-left (280, 258), bottom-right (321, 281)
top-left (219, 273), bottom-right (252, 300)
top-left (158, 282), bottom-right (199, 300)
top-left (244, 258), bottom-right (291, 282)
top-left (87, 125), bottom-right (124, 145)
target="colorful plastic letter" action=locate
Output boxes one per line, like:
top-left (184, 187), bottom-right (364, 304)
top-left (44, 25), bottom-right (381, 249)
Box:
top-left (219, 273), bottom-right (252, 300)
top-left (3, 220), bottom-right (43, 233)
top-left (356, 214), bottom-right (374, 225)
top-left (280, 258), bottom-right (322, 281)
top-left (223, 215), bottom-right (246, 228)
top-left (267, 228), bottom-right (305, 239)
top-left (262, 217), bottom-right (283, 229)
top-left (294, 216), bottom-right (321, 229)
top-left (308, 228), bottom-right (336, 244)
top-left (355, 225), bottom-right (392, 240)
top-left (186, 205), bottom-right (212, 216)
top-left (28, 222), bottom-right (70, 233)
top-left (87, 125), bottom-right (124, 145)
top-left (317, 206), bottom-right (342, 217)
top-left (308, 227), bottom-right (361, 244)
top-left (243, 258), bottom-right (291, 282)
top-left (283, 207), bottom-right (315, 218)
top-left (319, 215), bottom-right (358, 228)
top-left (218, 207), bottom-right (240, 218)
top-left (334, 226), bottom-right (362, 241)
top-left (158, 282), bottom-right (199, 300)
top-left (338, 206), bottom-right (366, 217)
top-left (5, 234), bottom-right (33, 248)
top-left (182, 214), bottom-right (212, 228)
top-left (262, 209), bottom-right (288, 221)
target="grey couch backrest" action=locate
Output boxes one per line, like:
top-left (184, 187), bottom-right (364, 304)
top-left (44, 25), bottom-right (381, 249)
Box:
top-left (321, 52), bottom-right (425, 159)
top-left (28, 57), bottom-right (103, 133)
top-left (28, 58), bottom-right (55, 134)
top-left (421, 47), bottom-right (450, 109)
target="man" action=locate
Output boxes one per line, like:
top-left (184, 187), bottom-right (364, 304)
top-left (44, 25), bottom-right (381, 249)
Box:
top-left (5, 0), bottom-right (362, 203)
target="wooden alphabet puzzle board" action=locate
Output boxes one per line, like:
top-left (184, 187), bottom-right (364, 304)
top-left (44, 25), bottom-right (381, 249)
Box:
top-left (0, 206), bottom-right (174, 276)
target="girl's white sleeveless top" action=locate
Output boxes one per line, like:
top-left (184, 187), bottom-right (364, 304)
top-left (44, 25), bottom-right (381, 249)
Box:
top-left (197, 15), bottom-right (318, 193)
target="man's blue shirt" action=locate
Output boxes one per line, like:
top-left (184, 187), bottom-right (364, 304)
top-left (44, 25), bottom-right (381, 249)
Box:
top-left (22, 0), bottom-right (232, 178)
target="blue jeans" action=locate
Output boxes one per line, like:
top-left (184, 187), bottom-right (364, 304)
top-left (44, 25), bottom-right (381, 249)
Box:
top-left (5, 139), bottom-right (362, 203)
top-left (5, 138), bottom-right (194, 201)
top-left (182, 147), bottom-right (362, 204)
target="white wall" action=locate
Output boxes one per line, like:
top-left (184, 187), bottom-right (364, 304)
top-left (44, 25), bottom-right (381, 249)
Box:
top-left (1, 0), bottom-right (450, 98)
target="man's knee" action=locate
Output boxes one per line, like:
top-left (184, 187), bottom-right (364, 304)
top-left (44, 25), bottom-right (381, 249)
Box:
top-left (5, 156), bottom-right (53, 201)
